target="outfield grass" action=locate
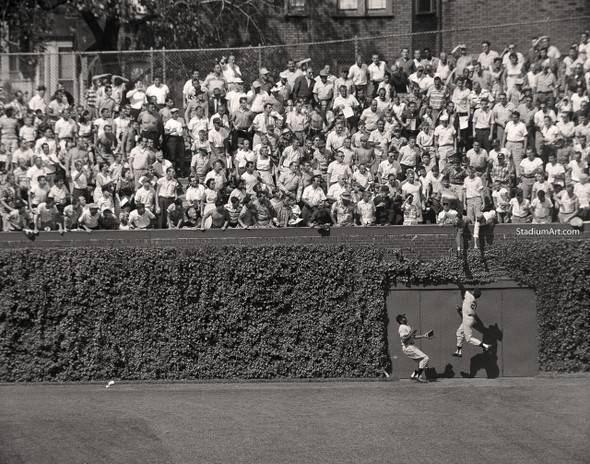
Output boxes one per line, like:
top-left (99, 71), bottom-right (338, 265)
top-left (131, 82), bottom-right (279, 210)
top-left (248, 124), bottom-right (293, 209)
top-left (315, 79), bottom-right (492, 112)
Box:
top-left (1, 376), bottom-right (589, 464)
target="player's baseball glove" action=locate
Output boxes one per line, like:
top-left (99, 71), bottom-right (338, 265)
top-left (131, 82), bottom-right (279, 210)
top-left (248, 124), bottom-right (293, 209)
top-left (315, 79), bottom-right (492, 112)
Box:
top-left (425, 330), bottom-right (435, 339)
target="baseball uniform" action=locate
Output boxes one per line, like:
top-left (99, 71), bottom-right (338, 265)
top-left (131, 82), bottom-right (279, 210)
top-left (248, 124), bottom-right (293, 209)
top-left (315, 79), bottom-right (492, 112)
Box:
top-left (399, 324), bottom-right (429, 370)
top-left (456, 291), bottom-right (483, 347)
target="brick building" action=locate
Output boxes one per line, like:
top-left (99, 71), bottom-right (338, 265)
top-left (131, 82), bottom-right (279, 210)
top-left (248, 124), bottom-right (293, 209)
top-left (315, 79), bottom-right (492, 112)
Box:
top-left (271, 0), bottom-right (589, 67)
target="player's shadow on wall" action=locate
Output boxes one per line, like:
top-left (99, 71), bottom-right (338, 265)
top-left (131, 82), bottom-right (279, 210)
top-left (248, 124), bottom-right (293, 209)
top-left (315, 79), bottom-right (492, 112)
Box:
top-left (425, 363), bottom-right (456, 380)
top-left (461, 321), bottom-right (503, 379)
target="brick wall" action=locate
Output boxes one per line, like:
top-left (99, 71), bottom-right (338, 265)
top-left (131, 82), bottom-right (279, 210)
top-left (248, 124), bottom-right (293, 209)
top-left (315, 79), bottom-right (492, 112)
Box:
top-left (1, 224), bottom-right (587, 261)
top-left (262, 0), bottom-right (589, 68)
top-left (440, 0), bottom-right (590, 56)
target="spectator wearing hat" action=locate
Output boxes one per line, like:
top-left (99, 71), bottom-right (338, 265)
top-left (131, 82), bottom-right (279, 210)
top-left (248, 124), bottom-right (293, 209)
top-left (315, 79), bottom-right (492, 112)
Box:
top-left (330, 190), bottom-right (355, 226)
top-left (258, 67), bottom-right (273, 94)
top-left (77, 202), bottom-right (101, 232)
top-left (453, 44), bottom-right (473, 77)
top-left (434, 113), bottom-right (456, 173)
top-left (490, 150), bottom-right (512, 190)
top-left (313, 69), bottom-right (335, 108)
top-left (125, 80), bottom-right (147, 120)
top-left (292, 68), bottom-right (315, 103)
top-left (29, 86), bottom-right (47, 114)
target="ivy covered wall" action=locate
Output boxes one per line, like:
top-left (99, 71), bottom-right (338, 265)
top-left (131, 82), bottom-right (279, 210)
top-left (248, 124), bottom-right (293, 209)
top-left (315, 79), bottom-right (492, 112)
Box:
top-left (0, 241), bottom-right (587, 381)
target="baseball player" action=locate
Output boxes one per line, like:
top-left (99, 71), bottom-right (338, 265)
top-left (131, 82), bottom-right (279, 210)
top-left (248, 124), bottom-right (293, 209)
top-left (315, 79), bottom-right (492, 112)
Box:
top-left (396, 313), bottom-right (430, 383)
top-left (453, 283), bottom-right (491, 357)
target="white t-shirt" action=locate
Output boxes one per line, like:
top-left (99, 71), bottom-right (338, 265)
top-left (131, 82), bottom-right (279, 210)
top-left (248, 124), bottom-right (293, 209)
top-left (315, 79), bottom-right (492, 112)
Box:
top-left (129, 209), bottom-right (155, 229)
top-left (146, 84), bottom-right (170, 105)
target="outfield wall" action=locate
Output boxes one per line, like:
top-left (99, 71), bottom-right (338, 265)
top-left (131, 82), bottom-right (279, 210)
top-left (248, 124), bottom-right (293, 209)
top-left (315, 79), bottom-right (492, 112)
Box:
top-left (0, 224), bottom-right (587, 261)
top-left (387, 281), bottom-right (538, 379)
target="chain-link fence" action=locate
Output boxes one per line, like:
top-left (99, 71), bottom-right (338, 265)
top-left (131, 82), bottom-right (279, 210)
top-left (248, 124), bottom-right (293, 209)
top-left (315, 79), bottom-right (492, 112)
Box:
top-left (1, 16), bottom-right (589, 106)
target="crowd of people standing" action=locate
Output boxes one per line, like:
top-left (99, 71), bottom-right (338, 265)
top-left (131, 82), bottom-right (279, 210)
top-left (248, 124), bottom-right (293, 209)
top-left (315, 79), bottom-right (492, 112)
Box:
top-left (0, 31), bottom-right (589, 237)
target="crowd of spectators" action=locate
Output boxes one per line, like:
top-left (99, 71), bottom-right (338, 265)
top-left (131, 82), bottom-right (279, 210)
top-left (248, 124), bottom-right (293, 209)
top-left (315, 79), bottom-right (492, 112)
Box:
top-left (0, 32), bottom-right (589, 238)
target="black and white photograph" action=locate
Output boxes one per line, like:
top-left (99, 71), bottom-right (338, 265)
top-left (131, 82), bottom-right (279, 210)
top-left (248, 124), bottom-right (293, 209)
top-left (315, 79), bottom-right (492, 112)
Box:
top-left (0, 1), bottom-right (589, 462)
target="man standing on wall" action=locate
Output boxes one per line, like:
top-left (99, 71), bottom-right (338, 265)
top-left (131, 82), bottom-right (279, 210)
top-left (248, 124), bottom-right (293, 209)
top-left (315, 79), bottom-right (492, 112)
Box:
top-left (396, 314), bottom-right (430, 383)
top-left (453, 283), bottom-right (491, 358)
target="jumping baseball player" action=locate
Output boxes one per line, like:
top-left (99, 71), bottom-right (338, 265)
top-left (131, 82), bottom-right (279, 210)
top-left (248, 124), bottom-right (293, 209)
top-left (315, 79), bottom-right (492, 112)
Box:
top-left (396, 314), bottom-right (430, 383)
top-left (453, 283), bottom-right (491, 357)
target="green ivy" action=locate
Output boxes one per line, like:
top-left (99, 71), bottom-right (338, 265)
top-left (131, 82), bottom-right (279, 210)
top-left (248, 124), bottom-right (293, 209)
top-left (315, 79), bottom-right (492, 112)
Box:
top-left (0, 241), bottom-right (587, 381)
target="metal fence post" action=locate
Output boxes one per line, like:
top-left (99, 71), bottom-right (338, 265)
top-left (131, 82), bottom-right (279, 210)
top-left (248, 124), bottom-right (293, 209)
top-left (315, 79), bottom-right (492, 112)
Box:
top-left (162, 47), bottom-right (166, 83)
top-left (80, 54), bottom-right (88, 106)
top-left (258, 44), bottom-right (262, 70)
top-left (354, 36), bottom-right (358, 59)
top-left (150, 47), bottom-right (154, 80)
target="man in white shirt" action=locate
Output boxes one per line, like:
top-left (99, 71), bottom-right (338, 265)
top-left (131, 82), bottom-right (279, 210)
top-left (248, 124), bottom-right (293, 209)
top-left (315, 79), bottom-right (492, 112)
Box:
top-left (146, 77), bottom-right (170, 106)
top-left (28, 85), bottom-right (47, 113)
top-left (163, 108), bottom-right (185, 176)
top-left (368, 54), bottom-right (386, 98)
top-left (434, 114), bottom-right (456, 173)
top-left (463, 166), bottom-right (485, 222)
top-left (478, 41), bottom-right (500, 70)
top-left (503, 111), bottom-right (528, 170)
top-left (349, 55), bottom-right (369, 95)
top-left (519, 147), bottom-right (544, 200)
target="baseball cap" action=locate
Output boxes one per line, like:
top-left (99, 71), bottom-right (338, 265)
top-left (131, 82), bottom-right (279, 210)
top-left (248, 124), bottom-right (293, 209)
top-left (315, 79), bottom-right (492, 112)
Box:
top-left (88, 203), bottom-right (99, 209)
top-left (37, 85), bottom-right (46, 91)
top-left (395, 314), bottom-right (406, 324)
top-left (259, 67), bottom-right (270, 75)
top-left (341, 191), bottom-right (352, 200)
top-left (319, 70), bottom-right (328, 77)
top-left (170, 108), bottom-right (179, 113)
top-left (252, 80), bottom-right (262, 88)
top-left (440, 114), bottom-right (449, 121)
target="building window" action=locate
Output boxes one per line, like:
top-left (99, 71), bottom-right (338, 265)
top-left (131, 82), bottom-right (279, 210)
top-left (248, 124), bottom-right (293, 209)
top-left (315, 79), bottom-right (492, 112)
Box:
top-left (415, 0), bottom-right (436, 15)
top-left (368, 0), bottom-right (387, 9)
top-left (336, 0), bottom-right (392, 16)
top-left (338, 0), bottom-right (359, 10)
top-left (286, 0), bottom-right (308, 16)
